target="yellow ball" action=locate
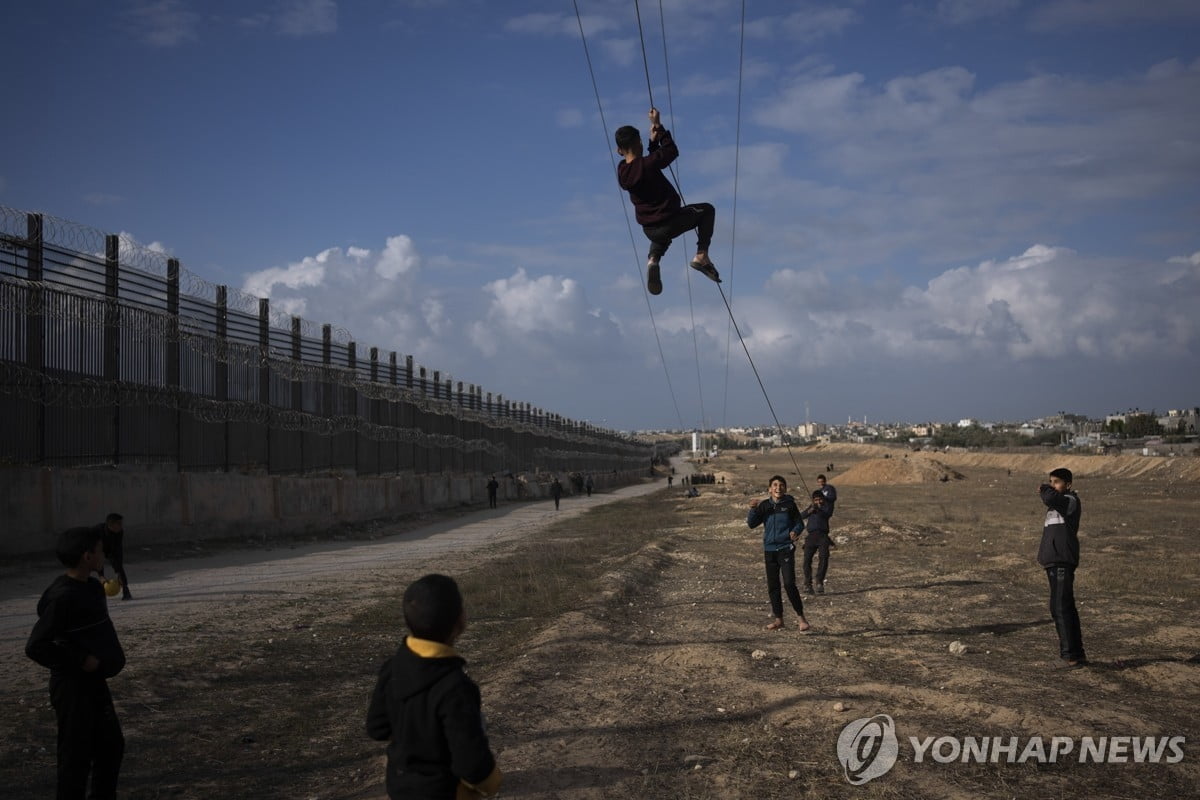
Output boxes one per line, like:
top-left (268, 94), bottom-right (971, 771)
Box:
top-left (104, 579), bottom-right (122, 598)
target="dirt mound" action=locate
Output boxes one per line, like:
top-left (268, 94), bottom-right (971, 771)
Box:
top-left (834, 454), bottom-right (965, 485)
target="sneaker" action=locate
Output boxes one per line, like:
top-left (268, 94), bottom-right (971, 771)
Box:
top-left (816, 582), bottom-right (825, 595)
top-left (804, 584), bottom-right (815, 595)
top-left (689, 259), bottom-right (721, 283)
top-left (646, 259), bottom-right (662, 295)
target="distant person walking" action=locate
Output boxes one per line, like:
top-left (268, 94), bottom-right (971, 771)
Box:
top-left (746, 475), bottom-right (811, 632)
top-left (585, 474), bottom-right (594, 497)
top-left (1037, 468), bottom-right (1088, 669)
top-left (486, 476), bottom-right (499, 509)
top-left (95, 513), bottom-right (132, 601)
top-left (551, 477), bottom-right (564, 511)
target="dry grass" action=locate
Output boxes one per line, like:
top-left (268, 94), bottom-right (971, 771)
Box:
top-left (3, 448), bottom-right (1198, 799)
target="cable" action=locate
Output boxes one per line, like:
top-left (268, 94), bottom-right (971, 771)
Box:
top-left (573, 0), bottom-right (686, 430)
top-left (722, 0), bottom-right (746, 433)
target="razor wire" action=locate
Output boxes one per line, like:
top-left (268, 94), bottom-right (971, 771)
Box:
top-left (0, 360), bottom-right (649, 466)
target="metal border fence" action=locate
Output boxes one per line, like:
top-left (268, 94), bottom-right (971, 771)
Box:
top-left (0, 207), bottom-right (650, 476)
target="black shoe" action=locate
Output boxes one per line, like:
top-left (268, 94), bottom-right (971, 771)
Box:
top-left (804, 585), bottom-right (814, 595)
top-left (689, 259), bottom-right (721, 283)
top-left (646, 260), bottom-right (662, 295)
top-left (816, 583), bottom-right (825, 594)
top-left (122, 591), bottom-right (133, 601)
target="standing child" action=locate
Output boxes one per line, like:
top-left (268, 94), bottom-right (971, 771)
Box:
top-left (616, 107), bottom-right (720, 296)
top-left (95, 513), bottom-right (132, 600)
top-left (26, 526), bottom-right (127, 800)
top-left (1037, 468), bottom-right (1088, 669)
top-left (746, 475), bottom-right (811, 632)
top-left (800, 491), bottom-right (834, 595)
top-left (367, 574), bottom-right (502, 800)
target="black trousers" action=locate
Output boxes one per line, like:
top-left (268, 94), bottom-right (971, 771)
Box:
top-left (487, 491), bottom-right (497, 509)
top-left (50, 674), bottom-right (124, 800)
top-left (802, 541), bottom-right (830, 587)
top-left (1047, 566), bottom-right (1086, 661)
top-left (763, 547), bottom-right (805, 619)
top-left (643, 203), bottom-right (716, 260)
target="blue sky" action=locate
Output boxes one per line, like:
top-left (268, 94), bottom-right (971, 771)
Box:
top-left (4, 0), bottom-right (1199, 431)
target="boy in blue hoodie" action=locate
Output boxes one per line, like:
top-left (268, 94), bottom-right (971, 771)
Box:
top-left (747, 476), bottom-right (811, 632)
top-left (367, 574), bottom-right (502, 799)
top-left (1037, 468), bottom-right (1087, 669)
top-left (26, 526), bottom-right (127, 800)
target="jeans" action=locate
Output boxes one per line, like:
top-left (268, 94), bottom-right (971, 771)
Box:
top-left (643, 203), bottom-right (716, 260)
top-left (764, 547), bottom-right (805, 619)
top-left (802, 541), bottom-right (830, 587)
top-left (1047, 566), bottom-right (1086, 661)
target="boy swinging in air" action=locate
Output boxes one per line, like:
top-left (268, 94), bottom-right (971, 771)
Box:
top-left (616, 108), bottom-right (719, 296)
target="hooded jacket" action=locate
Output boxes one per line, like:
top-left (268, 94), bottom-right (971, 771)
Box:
top-left (616, 128), bottom-right (682, 226)
top-left (366, 637), bottom-right (499, 800)
top-left (799, 501), bottom-right (833, 548)
top-left (747, 494), bottom-right (802, 552)
top-left (1037, 485), bottom-right (1082, 568)
top-left (26, 574), bottom-right (126, 679)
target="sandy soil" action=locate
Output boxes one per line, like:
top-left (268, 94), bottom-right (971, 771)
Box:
top-left (3, 446), bottom-right (1198, 799)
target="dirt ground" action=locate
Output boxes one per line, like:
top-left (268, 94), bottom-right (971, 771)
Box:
top-left (2, 445), bottom-right (1198, 799)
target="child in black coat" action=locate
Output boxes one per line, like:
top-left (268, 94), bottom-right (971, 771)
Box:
top-left (26, 526), bottom-right (127, 800)
top-left (367, 574), bottom-right (502, 799)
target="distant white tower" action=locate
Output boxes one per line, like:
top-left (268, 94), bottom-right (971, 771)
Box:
top-left (692, 431), bottom-right (700, 454)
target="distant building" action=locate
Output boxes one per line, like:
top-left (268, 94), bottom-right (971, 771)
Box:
top-left (1160, 408), bottom-right (1199, 434)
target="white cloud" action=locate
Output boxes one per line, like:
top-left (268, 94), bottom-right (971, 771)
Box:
top-left (935, 0), bottom-right (1022, 26)
top-left (744, 6), bottom-right (861, 41)
top-left (125, 0), bottom-right (200, 47)
top-left (1030, 0), bottom-right (1200, 31)
top-left (276, 0), bottom-right (338, 36)
top-left (375, 235), bottom-right (420, 280)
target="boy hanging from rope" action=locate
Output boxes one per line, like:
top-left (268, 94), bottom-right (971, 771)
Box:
top-left (616, 108), bottom-right (719, 296)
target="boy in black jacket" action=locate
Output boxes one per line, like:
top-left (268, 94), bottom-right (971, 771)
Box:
top-left (616, 107), bottom-right (719, 296)
top-left (800, 491), bottom-right (834, 595)
top-left (26, 526), bottom-right (127, 800)
top-left (1037, 468), bottom-right (1087, 669)
top-left (367, 574), bottom-right (502, 799)
top-left (746, 476), bottom-right (811, 632)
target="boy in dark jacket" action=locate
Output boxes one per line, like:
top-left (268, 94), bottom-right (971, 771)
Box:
top-left (1037, 468), bottom-right (1087, 668)
top-left (616, 107), bottom-right (719, 296)
top-left (800, 491), bottom-right (834, 595)
top-left (94, 512), bottom-right (132, 600)
top-left (26, 526), bottom-right (127, 800)
top-left (367, 574), bottom-right (502, 800)
top-left (746, 476), bottom-right (811, 632)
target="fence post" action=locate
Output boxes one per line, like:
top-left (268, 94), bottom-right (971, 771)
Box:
top-left (321, 324), bottom-right (332, 417)
top-left (104, 234), bottom-right (120, 465)
top-left (25, 214), bottom-right (45, 464)
top-left (216, 285), bottom-right (228, 472)
top-left (167, 258), bottom-right (181, 469)
top-left (405, 354), bottom-right (413, 390)
top-left (348, 341), bottom-right (358, 474)
top-left (259, 298), bottom-right (270, 471)
top-left (291, 316), bottom-right (303, 470)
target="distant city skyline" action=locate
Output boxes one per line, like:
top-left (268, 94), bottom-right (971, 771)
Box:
top-left (3, 2), bottom-right (1198, 431)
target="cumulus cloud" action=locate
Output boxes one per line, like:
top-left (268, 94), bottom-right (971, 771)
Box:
top-left (745, 245), bottom-right (1199, 365)
top-left (743, 5), bottom-right (861, 41)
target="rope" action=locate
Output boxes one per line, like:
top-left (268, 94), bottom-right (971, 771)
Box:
top-left (573, 0), bottom-right (686, 430)
top-left (715, 285), bottom-right (810, 496)
top-left (721, 0), bottom-right (746, 432)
